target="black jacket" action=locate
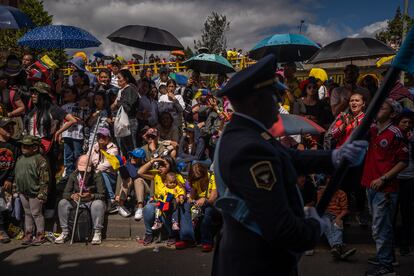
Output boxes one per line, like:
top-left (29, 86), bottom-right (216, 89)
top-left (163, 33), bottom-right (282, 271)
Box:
top-left (212, 114), bottom-right (334, 276)
top-left (62, 170), bottom-right (106, 202)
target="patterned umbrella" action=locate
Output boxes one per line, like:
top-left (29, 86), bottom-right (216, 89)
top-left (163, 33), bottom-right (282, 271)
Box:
top-left (183, 53), bottom-right (235, 74)
top-left (269, 114), bottom-right (325, 137)
top-left (249, 33), bottom-right (320, 62)
top-left (0, 5), bottom-right (34, 29)
top-left (18, 25), bottom-right (101, 49)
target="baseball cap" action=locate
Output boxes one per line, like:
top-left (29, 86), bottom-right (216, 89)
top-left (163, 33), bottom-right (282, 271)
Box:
top-left (129, 148), bottom-right (146, 159)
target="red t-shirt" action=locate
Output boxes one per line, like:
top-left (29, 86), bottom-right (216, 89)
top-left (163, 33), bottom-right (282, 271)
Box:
top-left (361, 123), bottom-right (409, 192)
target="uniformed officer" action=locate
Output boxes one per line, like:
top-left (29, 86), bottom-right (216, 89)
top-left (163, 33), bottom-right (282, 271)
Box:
top-left (212, 54), bottom-right (368, 276)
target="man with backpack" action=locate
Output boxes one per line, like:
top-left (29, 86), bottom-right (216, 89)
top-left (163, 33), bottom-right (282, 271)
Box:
top-left (56, 155), bottom-right (106, 245)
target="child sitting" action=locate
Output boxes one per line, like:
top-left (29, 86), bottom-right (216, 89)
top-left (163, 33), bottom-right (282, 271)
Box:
top-left (317, 186), bottom-right (357, 261)
top-left (152, 172), bottom-right (185, 230)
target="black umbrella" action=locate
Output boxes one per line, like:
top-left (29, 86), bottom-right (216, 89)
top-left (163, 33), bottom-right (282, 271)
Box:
top-left (107, 25), bottom-right (184, 51)
top-left (308, 37), bottom-right (395, 64)
top-left (132, 53), bottom-right (143, 60)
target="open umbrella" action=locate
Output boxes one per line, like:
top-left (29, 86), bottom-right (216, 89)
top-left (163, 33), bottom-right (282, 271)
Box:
top-left (107, 25), bottom-right (183, 51)
top-left (0, 5), bottom-right (34, 29)
top-left (269, 114), bottom-right (325, 137)
top-left (197, 47), bottom-right (209, 54)
top-left (171, 50), bottom-right (185, 57)
top-left (93, 51), bottom-right (105, 58)
top-left (308, 37), bottom-right (395, 64)
top-left (132, 53), bottom-right (143, 60)
top-left (102, 55), bottom-right (114, 61)
top-left (183, 53), bottom-right (235, 74)
top-left (249, 33), bottom-right (320, 62)
top-left (169, 73), bottom-right (188, 86)
top-left (18, 25), bottom-right (101, 49)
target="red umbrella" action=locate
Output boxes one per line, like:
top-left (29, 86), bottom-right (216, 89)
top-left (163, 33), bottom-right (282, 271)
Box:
top-left (269, 114), bottom-right (325, 137)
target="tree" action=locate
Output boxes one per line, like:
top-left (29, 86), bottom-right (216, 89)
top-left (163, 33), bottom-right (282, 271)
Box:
top-left (0, 0), bottom-right (67, 66)
top-left (376, 6), bottom-right (413, 47)
top-left (194, 12), bottom-right (230, 55)
top-left (184, 46), bottom-right (194, 58)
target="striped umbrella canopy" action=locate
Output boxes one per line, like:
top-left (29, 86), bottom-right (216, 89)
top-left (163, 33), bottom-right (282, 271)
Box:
top-left (269, 114), bottom-right (325, 137)
top-left (18, 25), bottom-right (101, 49)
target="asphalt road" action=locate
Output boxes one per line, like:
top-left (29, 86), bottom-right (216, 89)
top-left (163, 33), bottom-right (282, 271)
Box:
top-left (1, 240), bottom-right (413, 276)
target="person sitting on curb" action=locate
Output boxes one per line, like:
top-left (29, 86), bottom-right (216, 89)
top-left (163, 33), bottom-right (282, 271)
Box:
top-left (55, 155), bottom-right (106, 245)
top-left (317, 186), bottom-right (357, 261)
top-left (15, 135), bottom-right (50, 246)
top-left (115, 148), bottom-right (149, 220)
top-left (90, 128), bottom-right (119, 213)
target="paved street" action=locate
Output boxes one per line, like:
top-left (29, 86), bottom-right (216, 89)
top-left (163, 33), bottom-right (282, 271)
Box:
top-left (1, 240), bottom-right (413, 276)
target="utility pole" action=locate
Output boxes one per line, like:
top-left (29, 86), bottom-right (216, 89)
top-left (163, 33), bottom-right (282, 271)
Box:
top-left (299, 20), bottom-right (305, 33)
top-left (401, 0), bottom-right (409, 83)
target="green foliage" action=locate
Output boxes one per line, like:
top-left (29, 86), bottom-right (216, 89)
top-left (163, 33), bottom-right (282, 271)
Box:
top-left (376, 6), bottom-right (413, 46)
top-left (194, 12), bottom-right (230, 55)
top-left (0, 0), bottom-right (67, 66)
top-left (184, 46), bottom-right (194, 58)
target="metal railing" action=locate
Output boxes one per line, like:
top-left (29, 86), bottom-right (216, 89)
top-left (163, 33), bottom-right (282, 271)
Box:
top-left (62, 56), bottom-right (256, 76)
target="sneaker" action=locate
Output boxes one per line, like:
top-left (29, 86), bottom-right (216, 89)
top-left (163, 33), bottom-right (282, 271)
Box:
top-left (118, 205), bottom-right (131, 218)
top-left (0, 230), bottom-right (10, 243)
top-left (31, 233), bottom-right (46, 246)
top-left (55, 232), bottom-right (69, 244)
top-left (368, 257), bottom-right (399, 267)
top-left (201, 243), bottom-right (213, 252)
top-left (21, 232), bottom-right (33, 245)
top-left (172, 222), bottom-right (180, 231)
top-left (91, 231), bottom-right (102, 245)
top-left (143, 234), bottom-right (153, 246)
top-left (134, 208), bottom-right (143, 221)
top-left (175, 240), bottom-right (195, 250)
top-left (365, 266), bottom-right (396, 276)
top-left (151, 220), bottom-right (163, 230)
top-left (109, 202), bottom-right (119, 214)
top-left (340, 246), bottom-right (357, 260)
top-left (331, 245), bottom-right (342, 260)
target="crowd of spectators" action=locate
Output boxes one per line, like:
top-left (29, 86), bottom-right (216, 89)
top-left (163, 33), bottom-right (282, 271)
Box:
top-left (0, 51), bottom-right (413, 271)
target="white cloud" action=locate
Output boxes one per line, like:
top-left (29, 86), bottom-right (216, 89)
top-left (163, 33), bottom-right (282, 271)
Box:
top-left (42, 0), bottom-right (315, 58)
top-left (351, 20), bottom-right (388, 37)
top-left (304, 23), bottom-right (341, 46)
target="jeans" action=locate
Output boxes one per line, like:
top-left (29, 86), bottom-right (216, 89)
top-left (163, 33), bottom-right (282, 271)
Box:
top-left (143, 201), bottom-right (194, 241)
top-left (58, 199), bottom-right (106, 232)
top-left (19, 194), bottom-right (44, 234)
top-left (63, 138), bottom-right (83, 177)
top-left (101, 172), bottom-right (117, 201)
top-left (322, 213), bottom-right (343, 247)
top-left (366, 188), bottom-right (397, 268)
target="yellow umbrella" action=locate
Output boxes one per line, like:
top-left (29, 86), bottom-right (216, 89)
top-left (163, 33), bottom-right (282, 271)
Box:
top-left (376, 55), bottom-right (395, 67)
top-left (309, 68), bottom-right (328, 82)
top-left (74, 51), bottom-right (87, 63)
top-left (357, 73), bottom-right (379, 86)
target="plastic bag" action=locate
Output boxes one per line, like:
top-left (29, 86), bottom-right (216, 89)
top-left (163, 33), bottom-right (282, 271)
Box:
top-left (114, 106), bottom-right (131, 138)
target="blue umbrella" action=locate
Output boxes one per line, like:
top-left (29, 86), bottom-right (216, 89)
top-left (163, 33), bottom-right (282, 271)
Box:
top-left (0, 5), bottom-right (34, 29)
top-left (249, 33), bottom-right (320, 62)
top-left (18, 25), bottom-right (101, 49)
top-left (169, 73), bottom-right (188, 86)
top-left (93, 51), bottom-right (105, 58)
top-left (183, 53), bottom-right (235, 74)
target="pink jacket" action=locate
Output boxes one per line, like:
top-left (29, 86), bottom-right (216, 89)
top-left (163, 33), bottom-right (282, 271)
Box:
top-left (90, 142), bottom-right (119, 174)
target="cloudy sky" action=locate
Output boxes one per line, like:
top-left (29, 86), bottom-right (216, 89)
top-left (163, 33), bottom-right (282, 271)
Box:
top-left (42, 0), bottom-right (411, 58)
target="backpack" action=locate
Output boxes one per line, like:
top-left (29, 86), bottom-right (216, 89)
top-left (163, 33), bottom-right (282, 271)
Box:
top-left (68, 205), bottom-right (92, 242)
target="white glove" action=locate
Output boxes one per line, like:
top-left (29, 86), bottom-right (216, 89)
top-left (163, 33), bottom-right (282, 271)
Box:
top-left (332, 140), bottom-right (369, 167)
top-left (304, 206), bottom-right (328, 236)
